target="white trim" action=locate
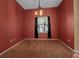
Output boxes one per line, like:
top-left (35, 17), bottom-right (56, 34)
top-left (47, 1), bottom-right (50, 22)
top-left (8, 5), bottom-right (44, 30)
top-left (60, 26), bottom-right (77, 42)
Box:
top-left (23, 38), bottom-right (59, 40)
top-left (1, 39), bottom-right (77, 56)
top-left (0, 38), bottom-right (59, 56)
top-left (58, 40), bottom-right (74, 52)
top-left (0, 39), bottom-right (24, 56)
top-left (74, 50), bottom-right (79, 53)
top-left (58, 40), bottom-right (79, 53)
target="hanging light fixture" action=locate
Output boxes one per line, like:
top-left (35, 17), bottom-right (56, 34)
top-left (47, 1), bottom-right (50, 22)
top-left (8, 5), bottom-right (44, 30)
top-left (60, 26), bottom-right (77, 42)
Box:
top-left (35, 0), bottom-right (43, 16)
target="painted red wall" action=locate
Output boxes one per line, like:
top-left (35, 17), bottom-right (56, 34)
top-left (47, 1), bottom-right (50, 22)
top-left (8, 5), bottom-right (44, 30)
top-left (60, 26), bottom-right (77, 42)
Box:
top-left (0, 0), bottom-right (74, 53)
top-left (58, 0), bottom-right (74, 49)
top-left (0, 0), bottom-right (24, 53)
top-left (38, 33), bottom-right (48, 38)
top-left (23, 8), bottom-right (59, 39)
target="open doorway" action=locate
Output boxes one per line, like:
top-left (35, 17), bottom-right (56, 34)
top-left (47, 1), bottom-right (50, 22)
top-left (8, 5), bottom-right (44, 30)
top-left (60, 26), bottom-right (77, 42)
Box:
top-left (35, 16), bottom-right (51, 38)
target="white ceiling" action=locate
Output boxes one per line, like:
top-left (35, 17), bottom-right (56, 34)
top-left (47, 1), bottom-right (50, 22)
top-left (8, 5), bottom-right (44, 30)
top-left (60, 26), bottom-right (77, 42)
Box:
top-left (16, 0), bottom-right (63, 10)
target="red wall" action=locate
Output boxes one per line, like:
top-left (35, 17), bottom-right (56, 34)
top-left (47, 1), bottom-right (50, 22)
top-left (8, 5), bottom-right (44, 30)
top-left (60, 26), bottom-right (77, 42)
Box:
top-left (38, 33), bottom-right (48, 38)
top-left (23, 8), bottom-right (59, 39)
top-left (0, 0), bottom-right (74, 53)
top-left (58, 0), bottom-right (74, 49)
top-left (0, 0), bottom-right (24, 53)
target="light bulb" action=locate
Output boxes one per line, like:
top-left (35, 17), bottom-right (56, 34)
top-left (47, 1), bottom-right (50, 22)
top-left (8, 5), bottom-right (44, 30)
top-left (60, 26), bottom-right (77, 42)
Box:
top-left (35, 11), bottom-right (37, 15)
top-left (40, 10), bottom-right (42, 16)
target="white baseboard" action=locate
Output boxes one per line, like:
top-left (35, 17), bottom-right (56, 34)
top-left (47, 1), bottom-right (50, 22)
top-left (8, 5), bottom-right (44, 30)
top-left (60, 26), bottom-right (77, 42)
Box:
top-left (1, 39), bottom-right (78, 56)
top-left (23, 38), bottom-right (59, 40)
top-left (0, 39), bottom-right (24, 56)
top-left (74, 50), bottom-right (79, 53)
top-left (0, 38), bottom-right (58, 56)
top-left (58, 40), bottom-right (79, 53)
top-left (58, 40), bottom-right (74, 52)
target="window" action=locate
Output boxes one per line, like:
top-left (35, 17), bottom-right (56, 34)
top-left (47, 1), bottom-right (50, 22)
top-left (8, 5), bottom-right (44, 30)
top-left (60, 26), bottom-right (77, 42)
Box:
top-left (37, 17), bottom-right (48, 33)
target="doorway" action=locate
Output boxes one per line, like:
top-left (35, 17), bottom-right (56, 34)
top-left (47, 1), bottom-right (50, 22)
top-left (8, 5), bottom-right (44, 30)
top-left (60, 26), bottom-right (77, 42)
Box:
top-left (35, 16), bottom-right (51, 38)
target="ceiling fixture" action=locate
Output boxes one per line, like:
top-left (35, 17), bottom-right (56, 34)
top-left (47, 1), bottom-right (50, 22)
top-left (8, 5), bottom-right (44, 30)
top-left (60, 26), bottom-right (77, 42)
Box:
top-left (35, 0), bottom-right (43, 16)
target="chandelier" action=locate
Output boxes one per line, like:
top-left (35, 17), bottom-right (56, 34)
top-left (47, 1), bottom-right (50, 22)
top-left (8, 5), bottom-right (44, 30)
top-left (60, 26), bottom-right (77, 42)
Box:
top-left (35, 0), bottom-right (43, 16)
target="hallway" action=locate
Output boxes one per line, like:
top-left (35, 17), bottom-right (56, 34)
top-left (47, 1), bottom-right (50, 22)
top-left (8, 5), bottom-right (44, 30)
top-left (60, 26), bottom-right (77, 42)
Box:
top-left (0, 39), bottom-right (79, 58)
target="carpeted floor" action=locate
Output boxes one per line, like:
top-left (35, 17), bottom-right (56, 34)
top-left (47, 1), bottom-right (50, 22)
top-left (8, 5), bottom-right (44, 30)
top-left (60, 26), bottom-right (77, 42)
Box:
top-left (0, 39), bottom-right (79, 58)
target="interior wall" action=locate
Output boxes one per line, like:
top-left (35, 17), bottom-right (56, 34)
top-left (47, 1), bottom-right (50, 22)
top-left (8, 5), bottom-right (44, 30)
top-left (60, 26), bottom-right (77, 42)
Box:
top-left (0, 0), bottom-right (75, 53)
top-left (0, 0), bottom-right (24, 53)
top-left (58, 0), bottom-right (74, 49)
top-left (74, 0), bottom-right (79, 51)
top-left (23, 8), bottom-right (59, 39)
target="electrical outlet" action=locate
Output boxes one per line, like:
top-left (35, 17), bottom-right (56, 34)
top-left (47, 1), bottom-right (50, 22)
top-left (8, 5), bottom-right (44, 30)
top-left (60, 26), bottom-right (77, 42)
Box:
top-left (68, 40), bottom-right (70, 43)
top-left (13, 38), bottom-right (15, 41)
top-left (10, 40), bottom-right (12, 43)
